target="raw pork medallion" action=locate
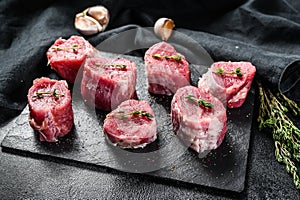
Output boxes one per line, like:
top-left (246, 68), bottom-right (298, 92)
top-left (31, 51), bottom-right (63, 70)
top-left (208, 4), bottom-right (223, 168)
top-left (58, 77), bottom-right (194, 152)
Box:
top-left (81, 57), bottom-right (137, 111)
top-left (144, 42), bottom-right (190, 95)
top-left (103, 99), bottom-right (157, 148)
top-left (27, 77), bottom-right (74, 142)
top-left (46, 35), bottom-right (98, 83)
top-left (171, 85), bottom-right (227, 153)
top-left (198, 61), bottom-right (256, 108)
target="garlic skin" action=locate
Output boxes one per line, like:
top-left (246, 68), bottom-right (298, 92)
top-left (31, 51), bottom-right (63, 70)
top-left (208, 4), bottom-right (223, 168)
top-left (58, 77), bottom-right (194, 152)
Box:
top-left (154, 18), bottom-right (175, 41)
top-left (74, 5), bottom-right (109, 36)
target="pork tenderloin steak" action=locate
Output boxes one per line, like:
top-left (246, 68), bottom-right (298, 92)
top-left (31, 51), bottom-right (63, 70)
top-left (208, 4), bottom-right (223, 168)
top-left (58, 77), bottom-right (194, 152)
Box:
top-left (46, 35), bottom-right (98, 83)
top-left (198, 61), bottom-right (256, 108)
top-left (171, 85), bottom-right (227, 153)
top-left (103, 99), bottom-right (157, 148)
top-left (81, 57), bottom-right (137, 111)
top-left (27, 77), bottom-right (74, 142)
top-left (144, 42), bottom-right (190, 95)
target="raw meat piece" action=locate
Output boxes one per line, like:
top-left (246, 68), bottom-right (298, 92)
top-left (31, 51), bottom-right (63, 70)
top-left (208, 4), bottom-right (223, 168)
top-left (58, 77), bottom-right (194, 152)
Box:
top-left (198, 61), bottom-right (256, 108)
top-left (171, 85), bottom-right (227, 153)
top-left (103, 99), bottom-right (157, 148)
top-left (81, 57), bottom-right (137, 111)
top-left (144, 42), bottom-right (190, 95)
top-left (27, 77), bottom-right (74, 142)
top-left (46, 35), bottom-right (98, 83)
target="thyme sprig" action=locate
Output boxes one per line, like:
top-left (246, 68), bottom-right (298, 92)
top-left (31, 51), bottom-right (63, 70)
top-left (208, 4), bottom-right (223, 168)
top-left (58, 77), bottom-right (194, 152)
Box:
top-left (95, 63), bottom-right (127, 69)
top-left (32, 89), bottom-right (64, 99)
top-left (108, 110), bottom-right (154, 121)
top-left (185, 95), bottom-right (214, 109)
top-left (257, 81), bottom-right (300, 189)
top-left (214, 67), bottom-right (243, 77)
top-left (52, 44), bottom-right (81, 52)
top-left (151, 53), bottom-right (182, 61)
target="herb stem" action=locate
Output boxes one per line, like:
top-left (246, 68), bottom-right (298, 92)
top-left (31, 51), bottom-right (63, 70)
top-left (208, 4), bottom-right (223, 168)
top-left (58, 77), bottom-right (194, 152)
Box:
top-left (151, 54), bottom-right (182, 61)
top-left (52, 44), bottom-right (81, 52)
top-left (32, 89), bottom-right (64, 99)
top-left (214, 67), bottom-right (243, 77)
top-left (184, 95), bottom-right (214, 109)
top-left (108, 110), bottom-right (154, 120)
top-left (257, 81), bottom-right (300, 189)
top-left (95, 63), bottom-right (127, 69)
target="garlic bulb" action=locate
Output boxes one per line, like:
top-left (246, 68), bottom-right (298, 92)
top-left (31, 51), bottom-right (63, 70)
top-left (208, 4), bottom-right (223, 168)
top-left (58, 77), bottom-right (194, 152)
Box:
top-left (154, 18), bottom-right (175, 41)
top-left (74, 14), bottom-right (103, 36)
top-left (87, 6), bottom-right (109, 30)
top-left (74, 5), bottom-right (109, 36)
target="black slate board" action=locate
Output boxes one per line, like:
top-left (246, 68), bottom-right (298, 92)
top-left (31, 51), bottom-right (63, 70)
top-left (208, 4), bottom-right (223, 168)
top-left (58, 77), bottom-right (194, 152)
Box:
top-left (1, 52), bottom-right (255, 192)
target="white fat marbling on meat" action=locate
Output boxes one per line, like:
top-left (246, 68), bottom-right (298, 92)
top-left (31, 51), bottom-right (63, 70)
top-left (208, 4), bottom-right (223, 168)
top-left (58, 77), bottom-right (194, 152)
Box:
top-left (171, 85), bottom-right (227, 154)
top-left (198, 68), bottom-right (227, 106)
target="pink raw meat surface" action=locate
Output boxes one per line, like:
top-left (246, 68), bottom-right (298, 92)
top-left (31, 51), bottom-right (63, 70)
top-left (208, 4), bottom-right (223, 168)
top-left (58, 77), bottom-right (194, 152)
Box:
top-left (46, 35), bottom-right (98, 83)
top-left (81, 57), bottom-right (137, 111)
top-left (144, 42), bottom-right (190, 95)
top-left (198, 61), bottom-right (256, 108)
top-left (103, 99), bottom-right (157, 148)
top-left (27, 77), bottom-right (74, 142)
top-left (171, 85), bottom-right (227, 153)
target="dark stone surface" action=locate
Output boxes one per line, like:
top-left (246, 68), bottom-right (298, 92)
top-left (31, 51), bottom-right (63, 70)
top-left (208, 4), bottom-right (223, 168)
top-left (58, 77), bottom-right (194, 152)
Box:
top-left (1, 53), bottom-right (254, 193)
top-left (1, 1), bottom-right (300, 199)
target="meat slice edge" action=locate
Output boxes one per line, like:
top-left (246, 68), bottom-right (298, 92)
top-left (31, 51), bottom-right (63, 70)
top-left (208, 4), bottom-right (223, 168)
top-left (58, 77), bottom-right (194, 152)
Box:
top-left (46, 35), bottom-right (99, 83)
top-left (103, 99), bottom-right (157, 148)
top-left (144, 42), bottom-right (190, 95)
top-left (27, 77), bottom-right (74, 142)
top-left (198, 61), bottom-right (256, 108)
top-left (171, 85), bottom-right (227, 154)
top-left (81, 57), bottom-right (137, 111)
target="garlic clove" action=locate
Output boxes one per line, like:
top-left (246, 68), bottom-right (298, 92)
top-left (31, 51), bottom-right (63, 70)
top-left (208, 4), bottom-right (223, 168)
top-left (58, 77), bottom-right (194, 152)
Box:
top-left (74, 5), bottom-right (110, 36)
top-left (74, 15), bottom-right (103, 36)
top-left (154, 18), bottom-right (175, 41)
top-left (87, 5), bottom-right (110, 29)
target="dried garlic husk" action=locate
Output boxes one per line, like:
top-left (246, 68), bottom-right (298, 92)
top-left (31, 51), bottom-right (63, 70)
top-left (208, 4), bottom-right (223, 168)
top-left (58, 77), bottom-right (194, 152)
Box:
top-left (154, 18), bottom-right (175, 41)
top-left (74, 5), bottom-right (109, 36)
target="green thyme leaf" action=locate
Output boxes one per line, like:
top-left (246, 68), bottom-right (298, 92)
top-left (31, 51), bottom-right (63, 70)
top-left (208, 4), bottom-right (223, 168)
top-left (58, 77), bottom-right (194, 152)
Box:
top-left (52, 44), bottom-right (81, 52)
top-left (257, 81), bottom-right (300, 189)
top-left (108, 110), bottom-right (154, 121)
top-left (95, 63), bottom-right (127, 69)
top-left (214, 67), bottom-right (244, 77)
top-left (151, 54), bottom-right (182, 61)
top-left (184, 95), bottom-right (214, 109)
top-left (32, 89), bottom-right (64, 99)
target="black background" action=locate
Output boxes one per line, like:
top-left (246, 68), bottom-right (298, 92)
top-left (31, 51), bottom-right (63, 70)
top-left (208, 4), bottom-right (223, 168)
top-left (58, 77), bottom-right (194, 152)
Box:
top-left (1, 0), bottom-right (300, 199)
